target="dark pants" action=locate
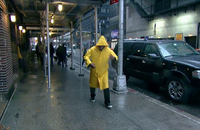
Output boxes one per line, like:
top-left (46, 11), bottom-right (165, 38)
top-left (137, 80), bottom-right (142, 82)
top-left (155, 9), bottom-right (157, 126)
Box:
top-left (82, 57), bottom-right (85, 65)
top-left (40, 54), bottom-right (44, 66)
top-left (90, 87), bottom-right (110, 105)
top-left (61, 57), bottom-right (67, 67)
top-left (36, 53), bottom-right (40, 61)
top-left (50, 56), bottom-right (53, 67)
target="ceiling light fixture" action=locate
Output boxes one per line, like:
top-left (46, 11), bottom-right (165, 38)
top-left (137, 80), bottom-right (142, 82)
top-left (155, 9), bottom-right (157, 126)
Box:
top-left (10, 14), bottom-right (16, 22)
top-left (22, 29), bottom-right (26, 33)
top-left (51, 19), bottom-right (54, 24)
top-left (58, 4), bottom-right (63, 12)
top-left (18, 26), bottom-right (23, 30)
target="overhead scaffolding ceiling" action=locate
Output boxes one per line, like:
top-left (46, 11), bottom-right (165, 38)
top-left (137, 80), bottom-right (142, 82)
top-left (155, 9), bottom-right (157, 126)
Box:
top-left (9, 0), bottom-right (107, 37)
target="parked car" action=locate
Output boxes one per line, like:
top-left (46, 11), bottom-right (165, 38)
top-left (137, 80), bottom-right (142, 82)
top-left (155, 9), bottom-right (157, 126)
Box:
top-left (66, 47), bottom-right (72, 56)
top-left (112, 39), bottom-right (200, 102)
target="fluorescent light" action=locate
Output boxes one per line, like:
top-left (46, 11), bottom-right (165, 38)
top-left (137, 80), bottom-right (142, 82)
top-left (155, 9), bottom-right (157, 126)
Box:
top-left (58, 4), bottom-right (63, 12)
top-left (19, 26), bottom-right (23, 30)
top-left (10, 14), bottom-right (16, 22)
top-left (22, 29), bottom-right (26, 33)
top-left (51, 19), bottom-right (54, 24)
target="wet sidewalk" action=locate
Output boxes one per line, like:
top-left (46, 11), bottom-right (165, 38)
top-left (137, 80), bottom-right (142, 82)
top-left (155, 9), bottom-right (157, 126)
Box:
top-left (0, 60), bottom-right (200, 130)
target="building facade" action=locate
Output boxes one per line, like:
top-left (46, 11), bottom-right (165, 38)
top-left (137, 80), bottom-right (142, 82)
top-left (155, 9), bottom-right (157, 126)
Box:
top-left (126, 0), bottom-right (200, 49)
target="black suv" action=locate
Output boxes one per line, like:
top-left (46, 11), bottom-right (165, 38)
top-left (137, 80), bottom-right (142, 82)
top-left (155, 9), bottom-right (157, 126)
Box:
top-left (112, 39), bottom-right (200, 102)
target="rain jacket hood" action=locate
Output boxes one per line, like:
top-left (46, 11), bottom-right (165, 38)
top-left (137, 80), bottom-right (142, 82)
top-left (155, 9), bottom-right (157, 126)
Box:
top-left (96, 36), bottom-right (108, 47)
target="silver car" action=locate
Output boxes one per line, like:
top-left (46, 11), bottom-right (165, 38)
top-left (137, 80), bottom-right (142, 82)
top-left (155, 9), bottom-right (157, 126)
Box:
top-left (66, 47), bottom-right (71, 56)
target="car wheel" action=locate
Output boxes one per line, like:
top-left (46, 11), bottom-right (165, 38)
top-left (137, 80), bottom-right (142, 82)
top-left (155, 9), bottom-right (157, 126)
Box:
top-left (166, 77), bottom-right (189, 103)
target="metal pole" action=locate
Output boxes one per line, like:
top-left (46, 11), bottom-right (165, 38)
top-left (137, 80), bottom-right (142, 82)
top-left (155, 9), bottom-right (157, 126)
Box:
top-left (94, 6), bottom-right (98, 44)
top-left (112, 0), bottom-right (127, 93)
top-left (99, 22), bottom-right (101, 36)
top-left (70, 21), bottom-right (75, 70)
top-left (118, 1), bottom-right (123, 76)
top-left (59, 36), bottom-right (60, 44)
top-left (42, 11), bottom-right (46, 78)
top-left (79, 16), bottom-right (84, 76)
top-left (46, 2), bottom-right (51, 88)
top-left (56, 36), bottom-right (58, 46)
top-left (61, 35), bottom-right (63, 43)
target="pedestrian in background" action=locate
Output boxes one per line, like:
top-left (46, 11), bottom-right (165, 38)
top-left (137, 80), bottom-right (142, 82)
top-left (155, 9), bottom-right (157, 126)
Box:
top-left (59, 43), bottom-right (67, 67)
top-left (36, 43), bottom-right (40, 61)
top-left (38, 41), bottom-right (44, 69)
top-left (17, 44), bottom-right (23, 68)
top-left (82, 46), bottom-right (87, 66)
top-left (84, 36), bottom-right (118, 109)
top-left (56, 45), bottom-right (62, 65)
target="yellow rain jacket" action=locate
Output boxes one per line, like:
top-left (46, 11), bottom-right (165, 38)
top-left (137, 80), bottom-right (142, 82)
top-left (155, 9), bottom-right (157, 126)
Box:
top-left (84, 36), bottom-right (118, 90)
top-left (18, 46), bottom-right (22, 59)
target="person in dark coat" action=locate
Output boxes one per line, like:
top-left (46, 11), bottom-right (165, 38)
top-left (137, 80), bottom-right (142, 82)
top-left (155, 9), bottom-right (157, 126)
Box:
top-left (38, 42), bottom-right (44, 69)
top-left (60, 44), bottom-right (67, 67)
top-left (36, 43), bottom-right (40, 61)
top-left (56, 45), bottom-right (62, 65)
top-left (56, 44), bottom-right (66, 66)
top-left (46, 42), bottom-right (54, 67)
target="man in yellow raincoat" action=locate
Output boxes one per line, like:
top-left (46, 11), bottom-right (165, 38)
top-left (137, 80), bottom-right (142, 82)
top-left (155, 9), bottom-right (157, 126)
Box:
top-left (84, 36), bottom-right (118, 109)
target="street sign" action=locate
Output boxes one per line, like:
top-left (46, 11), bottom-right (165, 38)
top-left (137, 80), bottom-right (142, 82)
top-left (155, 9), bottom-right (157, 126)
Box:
top-left (110, 0), bottom-right (118, 5)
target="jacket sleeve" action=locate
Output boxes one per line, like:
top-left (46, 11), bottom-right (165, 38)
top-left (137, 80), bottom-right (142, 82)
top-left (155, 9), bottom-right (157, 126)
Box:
top-left (84, 48), bottom-right (92, 67)
top-left (110, 49), bottom-right (118, 60)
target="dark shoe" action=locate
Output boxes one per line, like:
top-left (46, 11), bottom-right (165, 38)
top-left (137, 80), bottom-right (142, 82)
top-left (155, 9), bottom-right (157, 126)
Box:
top-left (90, 98), bottom-right (95, 103)
top-left (105, 103), bottom-right (112, 109)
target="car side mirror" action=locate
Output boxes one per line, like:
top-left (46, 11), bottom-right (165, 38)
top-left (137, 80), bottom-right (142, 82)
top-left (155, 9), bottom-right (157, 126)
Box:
top-left (148, 53), bottom-right (160, 59)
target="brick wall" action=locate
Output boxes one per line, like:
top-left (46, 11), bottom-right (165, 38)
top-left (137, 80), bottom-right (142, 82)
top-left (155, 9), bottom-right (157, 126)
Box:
top-left (0, 1), bottom-right (14, 91)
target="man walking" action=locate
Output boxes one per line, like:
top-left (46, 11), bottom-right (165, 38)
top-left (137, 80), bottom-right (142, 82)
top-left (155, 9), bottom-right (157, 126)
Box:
top-left (84, 36), bottom-right (118, 109)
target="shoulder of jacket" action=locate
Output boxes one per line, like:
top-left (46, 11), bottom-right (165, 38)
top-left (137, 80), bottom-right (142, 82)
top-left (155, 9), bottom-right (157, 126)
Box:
top-left (89, 46), bottom-right (96, 50)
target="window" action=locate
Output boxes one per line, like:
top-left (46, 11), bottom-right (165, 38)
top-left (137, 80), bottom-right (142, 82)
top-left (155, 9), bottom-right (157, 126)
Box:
top-left (144, 44), bottom-right (158, 56)
top-left (101, 8), bottom-right (106, 13)
top-left (107, 9), bottom-right (109, 13)
top-left (131, 43), bottom-right (144, 56)
top-left (158, 42), bottom-right (198, 57)
top-left (123, 43), bottom-right (132, 56)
